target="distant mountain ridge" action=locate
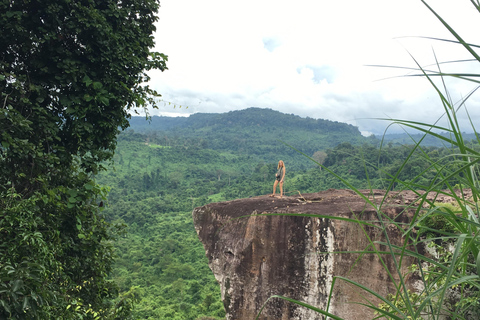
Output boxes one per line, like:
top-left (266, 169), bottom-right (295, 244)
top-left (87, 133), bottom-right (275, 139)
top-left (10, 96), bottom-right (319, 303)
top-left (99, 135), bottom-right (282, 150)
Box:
top-left (128, 107), bottom-right (361, 135)
top-left (126, 108), bottom-right (476, 161)
top-left (127, 108), bottom-right (369, 169)
top-left (379, 131), bottom-right (479, 147)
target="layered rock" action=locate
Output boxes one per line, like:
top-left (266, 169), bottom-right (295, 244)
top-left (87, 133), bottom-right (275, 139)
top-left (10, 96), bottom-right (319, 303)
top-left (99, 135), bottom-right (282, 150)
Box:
top-left (192, 189), bottom-right (431, 320)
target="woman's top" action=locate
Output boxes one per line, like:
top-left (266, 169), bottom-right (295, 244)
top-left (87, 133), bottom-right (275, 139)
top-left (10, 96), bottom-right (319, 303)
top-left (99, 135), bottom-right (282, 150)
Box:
top-left (276, 167), bottom-right (284, 181)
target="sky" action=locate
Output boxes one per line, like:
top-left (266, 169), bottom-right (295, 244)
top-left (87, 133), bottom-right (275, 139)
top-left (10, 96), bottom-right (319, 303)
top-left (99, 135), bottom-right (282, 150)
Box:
top-left (146, 0), bottom-right (480, 136)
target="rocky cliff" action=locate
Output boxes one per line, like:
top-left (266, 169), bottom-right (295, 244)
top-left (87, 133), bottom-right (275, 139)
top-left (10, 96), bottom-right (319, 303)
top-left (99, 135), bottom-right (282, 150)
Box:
top-left (192, 189), bottom-right (431, 320)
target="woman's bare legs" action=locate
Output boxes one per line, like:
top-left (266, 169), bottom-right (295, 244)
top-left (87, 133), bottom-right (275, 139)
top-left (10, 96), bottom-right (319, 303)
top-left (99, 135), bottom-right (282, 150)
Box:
top-left (270, 180), bottom-right (279, 197)
top-left (279, 181), bottom-right (283, 198)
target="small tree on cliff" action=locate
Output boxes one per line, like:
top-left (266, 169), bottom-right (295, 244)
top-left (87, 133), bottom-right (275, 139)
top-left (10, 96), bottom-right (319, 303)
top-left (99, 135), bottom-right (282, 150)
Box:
top-left (0, 0), bottom-right (166, 318)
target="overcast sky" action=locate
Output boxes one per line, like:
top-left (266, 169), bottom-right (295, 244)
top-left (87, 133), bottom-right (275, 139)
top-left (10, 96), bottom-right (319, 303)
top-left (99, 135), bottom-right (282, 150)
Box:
top-left (146, 0), bottom-right (480, 136)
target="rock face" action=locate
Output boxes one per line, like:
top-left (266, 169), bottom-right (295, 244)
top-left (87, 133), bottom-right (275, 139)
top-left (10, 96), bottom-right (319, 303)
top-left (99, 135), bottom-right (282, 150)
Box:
top-left (192, 189), bottom-right (431, 320)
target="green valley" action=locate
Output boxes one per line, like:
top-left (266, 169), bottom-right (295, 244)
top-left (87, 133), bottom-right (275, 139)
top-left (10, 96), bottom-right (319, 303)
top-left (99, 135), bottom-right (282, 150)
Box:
top-left (96, 108), bottom-right (472, 319)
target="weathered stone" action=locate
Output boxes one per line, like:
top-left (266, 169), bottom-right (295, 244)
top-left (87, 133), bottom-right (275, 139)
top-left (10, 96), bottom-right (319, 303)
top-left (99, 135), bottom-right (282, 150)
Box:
top-left (194, 189), bottom-right (472, 319)
top-left (192, 189), bottom-right (462, 319)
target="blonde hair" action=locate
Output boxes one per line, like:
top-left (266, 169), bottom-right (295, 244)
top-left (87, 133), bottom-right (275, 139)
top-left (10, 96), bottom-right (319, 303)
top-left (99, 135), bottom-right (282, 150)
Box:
top-left (278, 160), bottom-right (284, 169)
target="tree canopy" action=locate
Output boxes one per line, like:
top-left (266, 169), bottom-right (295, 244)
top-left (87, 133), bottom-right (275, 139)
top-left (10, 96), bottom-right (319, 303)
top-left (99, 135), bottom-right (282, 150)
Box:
top-left (0, 1), bottom-right (166, 318)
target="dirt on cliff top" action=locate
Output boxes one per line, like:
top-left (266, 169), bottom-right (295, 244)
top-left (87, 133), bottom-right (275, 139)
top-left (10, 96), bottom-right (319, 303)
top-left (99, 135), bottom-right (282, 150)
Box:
top-left (202, 189), bottom-right (471, 220)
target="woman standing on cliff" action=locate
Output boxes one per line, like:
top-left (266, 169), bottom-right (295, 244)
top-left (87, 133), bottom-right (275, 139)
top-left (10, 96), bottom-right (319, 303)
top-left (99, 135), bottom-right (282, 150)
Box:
top-left (270, 160), bottom-right (285, 198)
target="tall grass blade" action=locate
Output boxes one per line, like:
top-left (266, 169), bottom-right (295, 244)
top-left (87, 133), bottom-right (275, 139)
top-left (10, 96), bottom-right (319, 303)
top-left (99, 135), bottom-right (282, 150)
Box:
top-left (421, 0), bottom-right (480, 62)
top-left (476, 251), bottom-right (480, 278)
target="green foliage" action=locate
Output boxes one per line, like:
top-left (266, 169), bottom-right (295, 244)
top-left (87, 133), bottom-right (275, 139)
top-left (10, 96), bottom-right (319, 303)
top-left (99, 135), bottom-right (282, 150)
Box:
top-left (417, 204), bottom-right (459, 239)
top-left (97, 136), bottom-right (239, 319)
top-left (1, 0), bottom-right (166, 174)
top-left (0, 172), bottom-right (129, 319)
top-left (1, 0), bottom-right (166, 318)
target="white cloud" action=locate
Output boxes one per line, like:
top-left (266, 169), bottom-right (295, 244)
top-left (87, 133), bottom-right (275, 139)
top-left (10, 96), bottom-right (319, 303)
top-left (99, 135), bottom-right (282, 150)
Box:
top-left (149, 0), bottom-right (480, 134)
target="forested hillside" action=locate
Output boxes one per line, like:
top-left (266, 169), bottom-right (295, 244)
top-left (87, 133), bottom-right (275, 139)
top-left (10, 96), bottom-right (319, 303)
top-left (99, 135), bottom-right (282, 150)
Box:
top-left (96, 109), bottom-right (476, 319)
top-left (380, 131), bottom-right (479, 147)
top-left (128, 108), bottom-right (372, 170)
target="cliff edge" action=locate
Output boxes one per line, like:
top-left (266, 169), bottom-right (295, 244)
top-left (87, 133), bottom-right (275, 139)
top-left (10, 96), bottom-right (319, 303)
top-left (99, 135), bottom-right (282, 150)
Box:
top-left (192, 189), bottom-right (434, 320)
